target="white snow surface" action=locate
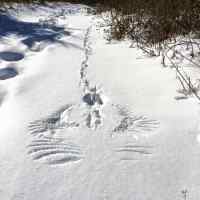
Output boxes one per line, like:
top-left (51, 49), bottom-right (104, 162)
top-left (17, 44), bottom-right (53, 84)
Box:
top-left (0, 3), bottom-right (200, 200)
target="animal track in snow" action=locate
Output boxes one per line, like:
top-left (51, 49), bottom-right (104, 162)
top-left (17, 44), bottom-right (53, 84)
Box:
top-left (28, 23), bottom-right (159, 137)
top-left (26, 21), bottom-right (161, 167)
top-left (28, 137), bottom-right (83, 165)
top-left (113, 116), bottom-right (159, 133)
top-left (79, 26), bottom-right (104, 130)
top-left (28, 104), bottom-right (79, 137)
top-left (114, 144), bottom-right (154, 161)
top-left (83, 92), bottom-right (103, 106)
top-left (112, 104), bottom-right (159, 137)
top-left (85, 108), bottom-right (102, 129)
top-left (79, 26), bottom-right (92, 89)
top-left (79, 25), bottom-right (159, 134)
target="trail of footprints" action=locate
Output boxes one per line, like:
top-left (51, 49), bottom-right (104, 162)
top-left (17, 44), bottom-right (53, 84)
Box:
top-left (80, 26), bottom-right (104, 130)
top-left (79, 26), bottom-right (92, 88)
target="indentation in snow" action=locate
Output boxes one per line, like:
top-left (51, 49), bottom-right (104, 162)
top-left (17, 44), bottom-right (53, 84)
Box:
top-left (28, 104), bottom-right (79, 137)
top-left (27, 137), bottom-right (83, 165)
top-left (111, 104), bottom-right (159, 137)
top-left (0, 67), bottom-right (18, 80)
top-left (83, 91), bottom-right (103, 106)
top-left (0, 51), bottom-right (24, 62)
top-left (114, 144), bottom-right (154, 161)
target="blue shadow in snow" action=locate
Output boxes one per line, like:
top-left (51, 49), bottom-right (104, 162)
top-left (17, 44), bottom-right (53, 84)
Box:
top-left (0, 51), bottom-right (24, 61)
top-left (0, 67), bottom-right (18, 80)
top-left (0, 13), bottom-right (70, 48)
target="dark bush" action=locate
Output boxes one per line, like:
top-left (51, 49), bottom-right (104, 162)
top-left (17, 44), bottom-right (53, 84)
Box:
top-left (96, 0), bottom-right (200, 54)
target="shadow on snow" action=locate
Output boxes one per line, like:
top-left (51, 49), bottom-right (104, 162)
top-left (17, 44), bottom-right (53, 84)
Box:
top-left (0, 13), bottom-right (75, 49)
top-left (0, 67), bottom-right (18, 80)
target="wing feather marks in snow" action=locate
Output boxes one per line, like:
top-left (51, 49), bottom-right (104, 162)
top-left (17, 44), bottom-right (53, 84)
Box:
top-left (28, 104), bottom-right (79, 137)
top-left (112, 104), bottom-right (159, 136)
top-left (28, 138), bottom-right (83, 165)
top-left (114, 144), bottom-right (154, 161)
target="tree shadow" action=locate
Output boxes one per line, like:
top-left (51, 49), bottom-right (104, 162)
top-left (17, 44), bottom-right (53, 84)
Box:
top-left (0, 13), bottom-right (77, 49)
top-left (0, 51), bottom-right (24, 61)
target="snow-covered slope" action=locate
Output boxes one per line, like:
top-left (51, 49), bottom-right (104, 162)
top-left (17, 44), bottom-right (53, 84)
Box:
top-left (0, 3), bottom-right (200, 200)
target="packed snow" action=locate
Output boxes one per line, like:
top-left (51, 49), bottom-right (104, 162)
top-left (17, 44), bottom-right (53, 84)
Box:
top-left (0, 2), bottom-right (200, 200)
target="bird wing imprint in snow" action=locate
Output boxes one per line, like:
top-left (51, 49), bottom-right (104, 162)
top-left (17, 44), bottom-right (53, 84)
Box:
top-left (27, 102), bottom-right (159, 164)
top-left (27, 137), bottom-right (83, 165)
top-left (28, 104), bottom-right (79, 137)
top-left (112, 104), bottom-right (160, 137)
top-left (28, 104), bottom-right (83, 165)
top-left (28, 103), bottom-right (160, 137)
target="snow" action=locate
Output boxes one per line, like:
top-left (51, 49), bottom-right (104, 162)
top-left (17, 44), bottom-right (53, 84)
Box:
top-left (0, 3), bottom-right (200, 200)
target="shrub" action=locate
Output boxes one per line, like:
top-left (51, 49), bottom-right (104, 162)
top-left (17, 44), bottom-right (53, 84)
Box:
top-left (97, 0), bottom-right (200, 51)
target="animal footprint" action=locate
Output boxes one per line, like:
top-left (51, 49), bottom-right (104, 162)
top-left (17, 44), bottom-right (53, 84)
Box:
top-left (27, 138), bottom-right (83, 165)
top-left (85, 109), bottom-right (102, 129)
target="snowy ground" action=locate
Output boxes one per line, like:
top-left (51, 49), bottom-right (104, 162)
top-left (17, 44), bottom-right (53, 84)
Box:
top-left (0, 3), bottom-right (200, 200)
